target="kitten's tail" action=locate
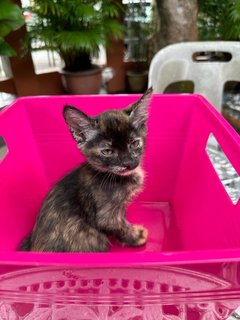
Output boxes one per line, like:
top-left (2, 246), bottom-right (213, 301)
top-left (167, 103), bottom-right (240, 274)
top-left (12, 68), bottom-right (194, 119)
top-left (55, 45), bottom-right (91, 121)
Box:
top-left (18, 234), bottom-right (32, 251)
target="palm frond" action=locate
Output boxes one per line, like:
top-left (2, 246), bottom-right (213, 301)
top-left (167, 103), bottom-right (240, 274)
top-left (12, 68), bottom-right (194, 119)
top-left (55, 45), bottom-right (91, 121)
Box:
top-left (24, 0), bottom-right (123, 69)
top-left (198, 0), bottom-right (240, 40)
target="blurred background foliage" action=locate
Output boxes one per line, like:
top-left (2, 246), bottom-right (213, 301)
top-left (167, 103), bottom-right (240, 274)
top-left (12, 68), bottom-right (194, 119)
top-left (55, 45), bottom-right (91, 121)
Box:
top-left (198, 0), bottom-right (240, 41)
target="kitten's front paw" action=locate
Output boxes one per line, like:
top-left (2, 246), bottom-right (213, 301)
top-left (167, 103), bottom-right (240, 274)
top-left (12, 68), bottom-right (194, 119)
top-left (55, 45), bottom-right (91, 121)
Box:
top-left (132, 224), bottom-right (148, 246)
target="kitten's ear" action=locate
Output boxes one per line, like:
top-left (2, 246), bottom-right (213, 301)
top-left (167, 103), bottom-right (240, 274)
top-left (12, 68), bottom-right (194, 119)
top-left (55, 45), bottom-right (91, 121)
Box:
top-left (126, 87), bottom-right (152, 127)
top-left (63, 106), bottom-right (96, 144)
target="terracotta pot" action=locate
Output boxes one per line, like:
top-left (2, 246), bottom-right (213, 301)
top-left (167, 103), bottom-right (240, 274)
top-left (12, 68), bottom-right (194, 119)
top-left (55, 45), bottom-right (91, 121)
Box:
top-left (60, 65), bottom-right (102, 94)
top-left (126, 69), bottom-right (148, 93)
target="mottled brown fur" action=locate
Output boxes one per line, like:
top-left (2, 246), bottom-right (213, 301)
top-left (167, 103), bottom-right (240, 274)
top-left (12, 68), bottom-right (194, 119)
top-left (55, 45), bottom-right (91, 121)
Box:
top-left (19, 88), bottom-right (152, 252)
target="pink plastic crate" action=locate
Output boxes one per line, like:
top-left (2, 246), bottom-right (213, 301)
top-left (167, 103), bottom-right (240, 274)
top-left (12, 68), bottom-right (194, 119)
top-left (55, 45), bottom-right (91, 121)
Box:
top-left (0, 94), bottom-right (239, 319)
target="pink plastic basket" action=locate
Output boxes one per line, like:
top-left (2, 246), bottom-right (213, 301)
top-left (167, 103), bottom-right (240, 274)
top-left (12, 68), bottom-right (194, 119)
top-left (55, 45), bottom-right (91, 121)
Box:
top-left (0, 94), bottom-right (239, 319)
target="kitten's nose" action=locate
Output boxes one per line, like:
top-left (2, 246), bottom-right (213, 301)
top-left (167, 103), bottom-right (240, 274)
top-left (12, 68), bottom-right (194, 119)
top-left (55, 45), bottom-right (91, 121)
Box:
top-left (124, 163), bottom-right (138, 170)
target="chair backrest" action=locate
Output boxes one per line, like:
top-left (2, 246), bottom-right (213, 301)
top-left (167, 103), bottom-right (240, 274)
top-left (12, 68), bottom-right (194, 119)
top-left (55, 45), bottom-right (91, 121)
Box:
top-left (148, 41), bottom-right (240, 112)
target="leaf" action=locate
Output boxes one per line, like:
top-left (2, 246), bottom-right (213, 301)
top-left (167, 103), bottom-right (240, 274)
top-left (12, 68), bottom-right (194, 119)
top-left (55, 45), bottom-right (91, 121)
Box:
top-left (0, 38), bottom-right (16, 56)
top-left (56, 30), bottom-right (104, 54)
top-left (104, 20), bottom-right (124, 39)
top-left (102, 3), bottom-right (120, 18)
top-left (0, 0), bottom-right (24, 30)
top-left (74, 3), bottom-right (96, 18)
top-left (0, 22), bottom-right (12, 37)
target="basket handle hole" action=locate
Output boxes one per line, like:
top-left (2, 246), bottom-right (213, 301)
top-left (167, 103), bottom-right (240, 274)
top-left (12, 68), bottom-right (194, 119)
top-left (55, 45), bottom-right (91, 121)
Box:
top-left (0, 136), bottom-right (8, 162)
top-left (193, 51), bottom-right (232, 62)
top-left (164, 81), bottom-right (194, 94)
top-left (206, 134), bottom-right (240, 205)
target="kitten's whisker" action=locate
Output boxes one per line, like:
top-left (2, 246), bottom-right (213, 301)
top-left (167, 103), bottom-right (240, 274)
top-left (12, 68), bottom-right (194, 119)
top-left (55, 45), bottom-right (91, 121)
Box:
top-left (83, 169), bottom-right (103, 201)
top-left (105, 172), bottom-right (112, 190)
top-left (99, 173), bottom-right (106, 190)
top-left (91, 169), bottom-right (102, 181)
top-left (106, 172), bottom-right (113, 190)
top-left (99, 172), bottom-right (110, 191)
top-left (109, 172), bottom-right (114, 190)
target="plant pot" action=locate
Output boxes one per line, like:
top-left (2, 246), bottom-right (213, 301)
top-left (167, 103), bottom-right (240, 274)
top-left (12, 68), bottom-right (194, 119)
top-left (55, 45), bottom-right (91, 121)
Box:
top-left (60, 65), bottom-right (102, 94)
top-left (126, 69), bottom-right (148, 93)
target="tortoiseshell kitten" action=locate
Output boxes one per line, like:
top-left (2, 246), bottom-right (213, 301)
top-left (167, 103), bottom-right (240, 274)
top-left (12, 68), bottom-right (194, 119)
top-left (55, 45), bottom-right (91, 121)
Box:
top-left (20, 88), bottom-right (152, 252)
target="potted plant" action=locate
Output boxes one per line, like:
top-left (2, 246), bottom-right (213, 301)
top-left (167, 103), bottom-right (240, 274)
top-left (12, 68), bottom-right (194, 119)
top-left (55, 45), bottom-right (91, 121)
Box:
top-left (0, 0), bottom-right (24, 56)
top-left (24, 0), bottom-right (123, 94)
top-left (124, 0), bottom-right (151, 93)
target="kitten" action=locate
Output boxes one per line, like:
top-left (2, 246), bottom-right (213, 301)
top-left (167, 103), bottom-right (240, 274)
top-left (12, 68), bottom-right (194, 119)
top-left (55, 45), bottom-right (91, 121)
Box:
top-left (20, 88), bottom-right (152, 252)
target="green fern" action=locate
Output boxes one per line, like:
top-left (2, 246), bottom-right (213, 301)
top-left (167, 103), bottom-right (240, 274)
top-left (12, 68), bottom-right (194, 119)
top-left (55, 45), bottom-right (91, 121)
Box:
top-left (25, 0), bottom-right (123, 71)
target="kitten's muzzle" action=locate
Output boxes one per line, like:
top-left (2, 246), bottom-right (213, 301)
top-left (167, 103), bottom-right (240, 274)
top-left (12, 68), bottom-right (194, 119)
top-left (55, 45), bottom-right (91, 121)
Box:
top-left (122, 160), bottom-right (139, 171)
top-left (124, 164), bottom-right (138, 171)
top-left (119, 163), bottom-right (139, 175)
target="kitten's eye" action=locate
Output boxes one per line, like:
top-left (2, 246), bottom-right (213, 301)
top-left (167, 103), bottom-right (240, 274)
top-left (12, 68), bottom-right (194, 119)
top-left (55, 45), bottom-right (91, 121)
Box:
top-left (101, 148), bottom-right (114, 156)
top-left (131, 139), bottom-right (141, 149)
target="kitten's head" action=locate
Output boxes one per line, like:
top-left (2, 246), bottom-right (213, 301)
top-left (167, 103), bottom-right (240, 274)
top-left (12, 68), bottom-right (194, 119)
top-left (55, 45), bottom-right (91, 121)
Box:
top-left (63, 88), bottom-right (152, 176)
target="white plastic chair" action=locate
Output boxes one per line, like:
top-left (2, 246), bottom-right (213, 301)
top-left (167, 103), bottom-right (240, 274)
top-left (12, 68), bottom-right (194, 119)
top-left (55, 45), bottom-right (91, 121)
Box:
top-left (148, 41), bottom-right (240, 112)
